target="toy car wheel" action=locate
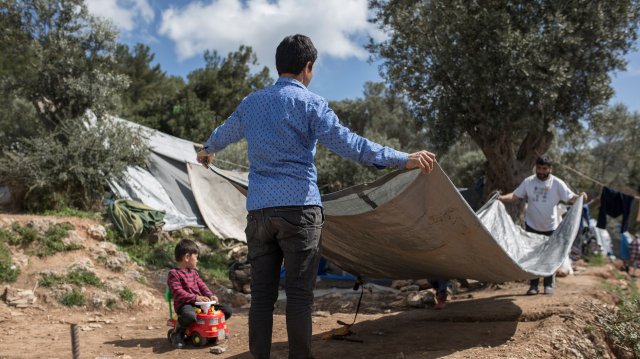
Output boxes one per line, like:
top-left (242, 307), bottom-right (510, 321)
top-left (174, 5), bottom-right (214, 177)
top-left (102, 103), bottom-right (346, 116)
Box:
top-left (167, 329), bottom-right (173, 344)
top-left (190, 332), bottom-right (207, 347)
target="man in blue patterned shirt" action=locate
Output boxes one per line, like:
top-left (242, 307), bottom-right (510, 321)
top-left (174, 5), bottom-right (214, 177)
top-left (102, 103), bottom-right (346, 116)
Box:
top-left (197, 34), bottom-right (436, 359)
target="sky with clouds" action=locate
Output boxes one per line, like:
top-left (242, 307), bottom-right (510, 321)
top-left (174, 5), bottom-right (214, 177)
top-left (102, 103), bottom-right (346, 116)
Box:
top-left (85, 0), bottom-right (639, 112)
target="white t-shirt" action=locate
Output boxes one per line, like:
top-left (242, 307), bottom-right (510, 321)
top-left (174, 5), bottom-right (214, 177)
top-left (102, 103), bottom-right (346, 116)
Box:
top-left (513, 174), bottom-right (576, 232)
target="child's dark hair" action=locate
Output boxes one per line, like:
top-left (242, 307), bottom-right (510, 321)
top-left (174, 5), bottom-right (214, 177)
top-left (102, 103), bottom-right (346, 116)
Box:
top-left (175, 239), bottom-right (199, 261)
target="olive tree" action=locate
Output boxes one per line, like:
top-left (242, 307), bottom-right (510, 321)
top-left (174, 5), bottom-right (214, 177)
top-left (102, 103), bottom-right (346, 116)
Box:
top-left (369, 0), bottom-right (640, 200)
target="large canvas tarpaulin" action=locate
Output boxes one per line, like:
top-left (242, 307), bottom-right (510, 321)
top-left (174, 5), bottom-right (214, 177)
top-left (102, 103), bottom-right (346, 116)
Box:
top-left (211, 164), bottom-right (582, 283)
top-left (187, 163), bottom-right (248, 241)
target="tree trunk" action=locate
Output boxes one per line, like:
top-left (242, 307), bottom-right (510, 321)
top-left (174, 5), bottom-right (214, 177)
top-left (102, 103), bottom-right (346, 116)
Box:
top-left (470, 124), bottom-right (554, 222)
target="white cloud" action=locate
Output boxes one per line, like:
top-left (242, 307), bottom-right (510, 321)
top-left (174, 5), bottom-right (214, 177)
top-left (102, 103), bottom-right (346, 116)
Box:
top-left (86, 0), bottom-right (154, 32)
top-left (158, 0), bottom-right (384, 68)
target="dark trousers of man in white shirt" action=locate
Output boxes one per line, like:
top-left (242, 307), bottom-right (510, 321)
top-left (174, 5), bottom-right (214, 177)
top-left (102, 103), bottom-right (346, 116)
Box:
top-left (245, 205), bottom-right (323, 359)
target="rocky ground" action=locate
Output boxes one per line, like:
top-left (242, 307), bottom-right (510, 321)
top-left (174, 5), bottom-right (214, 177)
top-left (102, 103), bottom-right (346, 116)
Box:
top-left (0, 214), bottom-right (636, 359)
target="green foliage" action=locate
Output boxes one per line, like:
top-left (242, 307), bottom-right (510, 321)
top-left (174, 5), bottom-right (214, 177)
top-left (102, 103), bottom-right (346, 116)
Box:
top-left (115, 45), bottom-right (272, 144)
top-left (39, 269), bottom-right (102, 288)
top-left (596, 278), bottom-right (640, 357)
top-left (369, 0), bottom-right (640, 197)
top-left (0, 0), bottom-right (148, 212)
top-left (11, 223), bottom-right (39, 244)
top-left (42, 208), bottom-right (102, 220)
top-left (66, 269), bottom-right (102, 287)
top-left (38, 273), bottom-right (64, 288)
top-left (112, 43), bottom-right (185, 129)
top-left (440, 137), bottom-right (486, 188)
top-left (556, 104), bottom-right (640, 201)
top-left (8, 222), bottom-right (81, 257)
top-left (60, 289), bottom-right (85, 307)
top-left (198, 252), bottom-right (230, 282)
top-left (0, 240), bottom-right (20, 283)
top-left (123, 241), bottom-right (175, 269)
top-left (106, 298), bottom-right (117, 309)
top-left (190, 228), bottom-right (222, 250)
top-left (119, 287), bottom-right (135, 302)
top-left (585, 254), bottom-right (607, 267)
top-left (0, 118), bottom-right (148, 211)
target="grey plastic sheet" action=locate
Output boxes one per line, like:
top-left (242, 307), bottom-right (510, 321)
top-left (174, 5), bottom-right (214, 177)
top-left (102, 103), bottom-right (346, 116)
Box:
top-left (209, 164), bottom-right (582, 282)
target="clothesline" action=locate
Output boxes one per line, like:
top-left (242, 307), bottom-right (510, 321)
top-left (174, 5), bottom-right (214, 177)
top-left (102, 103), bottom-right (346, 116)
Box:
top-left (554, 161), bottom-right (640, 199)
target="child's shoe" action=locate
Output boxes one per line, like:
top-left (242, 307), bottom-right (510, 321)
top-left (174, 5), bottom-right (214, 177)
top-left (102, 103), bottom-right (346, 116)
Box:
top-left (434, 292), bottom-right (447, 310)
top-left (170, 326), bottom-right (186, 349)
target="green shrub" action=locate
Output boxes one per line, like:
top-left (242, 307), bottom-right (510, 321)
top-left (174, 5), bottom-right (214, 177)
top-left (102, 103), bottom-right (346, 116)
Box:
top-left (199, 252), bottom-right (231, 282)
top-left (60, 289), bottom-right (85, 307)
top-left (123, 241), bottom-right (175, 269)
top-left (106, 298), bottom-right (117, 309)
top-left (11, 223), bottom-right (39, 244)
top-left (0, 241), bottom-right (20, 283)
top-left (585, 253), bottom-right (607, 267)
top-left (596, 275), bottom-right (640, 357)
top-left (0, 228), bottom-right (19, 245)
top-left (119, 287), bottom-right (135, 302)
top-left (0, 118), bottom-right (148, 211)
top-left (66, 269), bottom-right (102, 287)
top-left (42, 208), bottom-right (102, 219)
top-left (38, 273), bottom-right (64, 287)
top-left (191, 228), bottom-right (222, 250)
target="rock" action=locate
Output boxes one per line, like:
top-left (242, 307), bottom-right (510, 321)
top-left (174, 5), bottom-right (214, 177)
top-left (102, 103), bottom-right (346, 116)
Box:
top-left (62, 230), bottom-right (85, 247)
top-left (389, 298), bottom-right (407, 308)
top-left (68, 257), bottom-right (96, 274)
top-left (210, 346), bottom-right (227, 354)
top-left (0, 217), bottom-right (16, 228)
top-left (98, 241), bottom-right (119, 255)
top-left (229, 292), bottom-right (249, 308)
top-left (133, 289), bottom-right (161, 307)
top-left (3, 287), bottom-right (37, 307)
top-left (105, 252), bottom-right (129, 271)
top-left (406, 292), bottom-right (425, 308)
top-left (10, 250), bottom-right (29, 269)
top-left (312, 311), bottom-right (330, 317)
top-left (86, 224), bottom-right (107, 240)
top-left (391, 280), bottom-right (412, 289)
top-left (242, 284), bottom-right (251, 293)
top-left (124, 269), bottom-right (143, 281)
top-left (414, 279), bottom-right (431, 290)
top-left (26, 219), bottom-right (53, 233)
top-left (399, 285), bottom-right (420, 292)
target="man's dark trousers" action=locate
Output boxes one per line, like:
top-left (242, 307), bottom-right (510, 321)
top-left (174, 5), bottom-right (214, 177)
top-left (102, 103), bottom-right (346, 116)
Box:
top-left (525, 223), bottom-right (555, 288)
top-left (245, 205), bottom-right (323, 359)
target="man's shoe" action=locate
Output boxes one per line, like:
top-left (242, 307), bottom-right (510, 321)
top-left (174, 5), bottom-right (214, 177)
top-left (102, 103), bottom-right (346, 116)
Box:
top-left (170, 329), bottom-right (186, 349)
top-left (544, 286), bottom-right (554, 295)
top-left (526, 287), bottom-right (539, 295)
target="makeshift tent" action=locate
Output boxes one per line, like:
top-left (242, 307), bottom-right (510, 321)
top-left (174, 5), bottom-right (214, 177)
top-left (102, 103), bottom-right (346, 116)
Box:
top-left (109, 117), bottom-right (582, 283)
top-left (108, 116), bottom-right (248, 238)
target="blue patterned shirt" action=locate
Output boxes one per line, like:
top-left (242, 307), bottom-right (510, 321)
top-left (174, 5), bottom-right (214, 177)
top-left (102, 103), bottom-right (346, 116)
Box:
top-left (204, 77), bottom-right (408, 211)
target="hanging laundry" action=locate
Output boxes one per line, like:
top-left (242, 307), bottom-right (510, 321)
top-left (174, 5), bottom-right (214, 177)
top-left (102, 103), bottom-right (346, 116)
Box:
top-left (596, 186), bottom-right (635, 232)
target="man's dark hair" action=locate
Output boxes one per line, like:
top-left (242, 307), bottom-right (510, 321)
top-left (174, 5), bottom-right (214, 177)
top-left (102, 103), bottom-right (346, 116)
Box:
top-left (175, 238), bottom-right (199, 261)
top-left (535, 156), bottom-right (553, 167)
top-left (276, 34), bottom-right (317, 75)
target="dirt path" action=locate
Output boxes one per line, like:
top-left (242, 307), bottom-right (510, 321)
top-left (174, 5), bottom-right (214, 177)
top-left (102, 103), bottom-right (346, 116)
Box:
top-left (0, 267), bottom-right (621, 359)
top-left (0, 214), bottom-right (626, 358)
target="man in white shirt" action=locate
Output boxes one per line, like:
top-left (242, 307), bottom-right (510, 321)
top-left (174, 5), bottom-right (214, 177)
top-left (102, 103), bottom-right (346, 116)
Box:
top-left (498, 156), bottom-right (587, 295)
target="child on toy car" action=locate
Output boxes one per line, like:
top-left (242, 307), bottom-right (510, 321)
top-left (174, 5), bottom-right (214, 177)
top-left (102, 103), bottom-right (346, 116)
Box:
top-left (167, 239), bottom-right (232, 349)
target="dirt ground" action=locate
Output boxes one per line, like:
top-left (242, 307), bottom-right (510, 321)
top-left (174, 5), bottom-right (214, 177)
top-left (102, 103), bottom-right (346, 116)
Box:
top-left (0, 214), bottom-right (633, 359)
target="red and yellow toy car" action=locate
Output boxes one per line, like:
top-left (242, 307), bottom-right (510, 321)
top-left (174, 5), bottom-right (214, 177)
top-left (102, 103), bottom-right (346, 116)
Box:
top-left (165, 292), bottom-right (229, 347)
